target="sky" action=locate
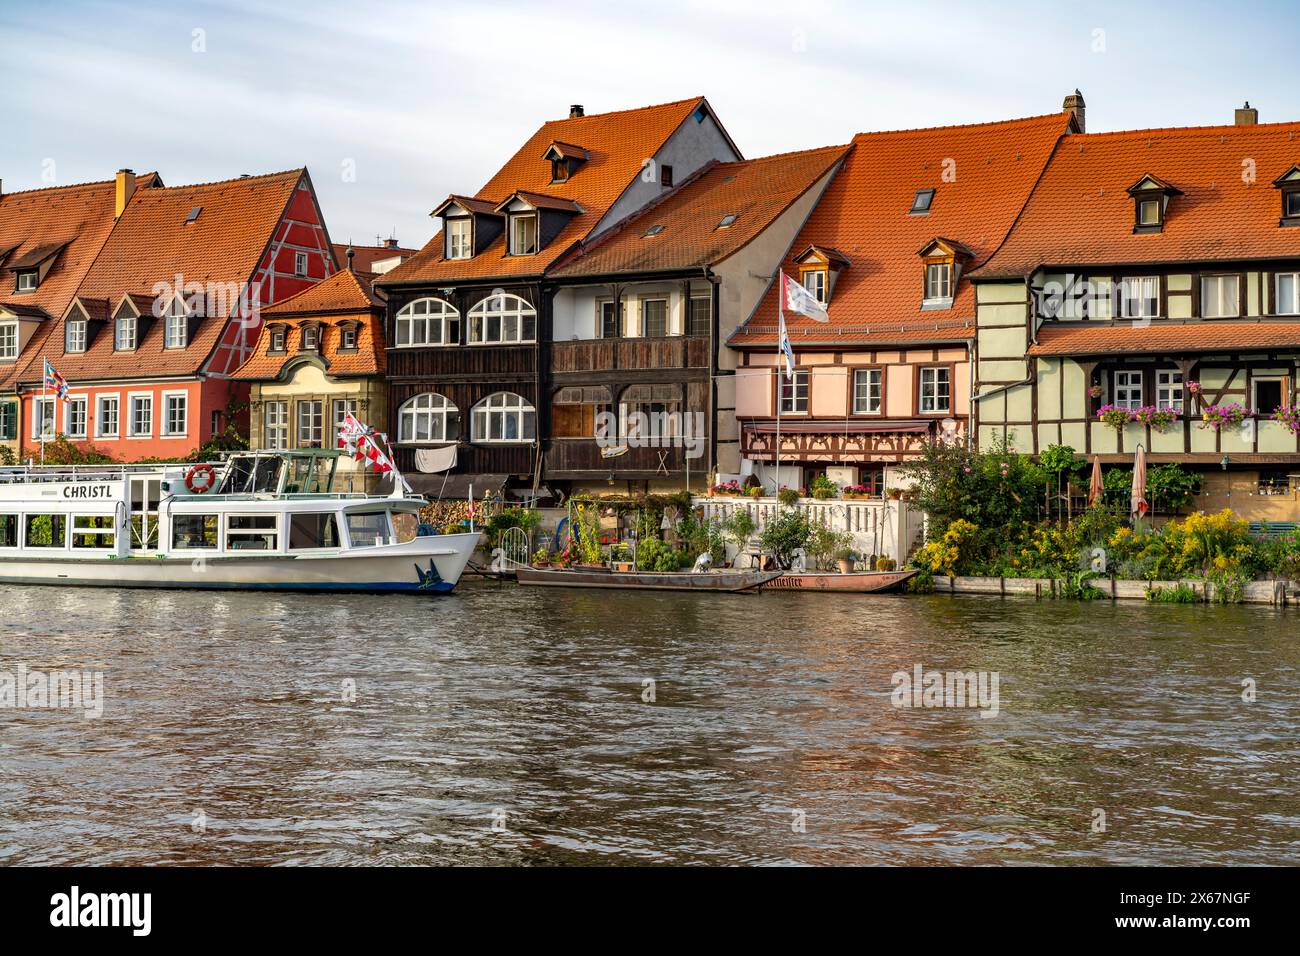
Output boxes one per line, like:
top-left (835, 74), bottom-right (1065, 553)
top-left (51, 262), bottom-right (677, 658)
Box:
top-left (3, 0), bottom-right (1297, 250)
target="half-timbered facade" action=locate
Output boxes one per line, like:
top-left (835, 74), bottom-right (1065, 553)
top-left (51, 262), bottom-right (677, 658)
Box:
top-left (376, 98), bottom-right (742, 497)
top-left (545, 144), bottom-right (847, 495)
top-left (973, 107), bottom-right (1300, 519)
top-left (728, 109), bottom-right (1076, 493)
top-left (13, 169), bottom-right (335, 459)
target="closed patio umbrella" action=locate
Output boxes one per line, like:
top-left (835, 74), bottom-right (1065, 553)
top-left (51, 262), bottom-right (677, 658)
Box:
top-left (1087, 456), bottom-right (1103, 507)
top-left (1130, 444), bottom-right (1149, 522)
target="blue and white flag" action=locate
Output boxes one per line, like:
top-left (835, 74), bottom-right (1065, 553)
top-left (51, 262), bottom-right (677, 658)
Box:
top-left (777, 310), bottom-right (795, 381)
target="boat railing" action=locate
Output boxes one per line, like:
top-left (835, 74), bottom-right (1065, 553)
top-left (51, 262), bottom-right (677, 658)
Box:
top-left (0, 464), bottom-right (184, 483)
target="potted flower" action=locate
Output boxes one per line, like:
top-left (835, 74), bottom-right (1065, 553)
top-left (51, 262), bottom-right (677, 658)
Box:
top-left (710, 479), bottom-right (743, 496)
top-left (842, 483), bottom-right (873, 499)
top-left (1200, 402), bottom-right (1250, 430)
top-left (1087, 384), bottom-right (1104, 399)
top-left (777, 486), bottom-right (800, 507)
top-left (1096, 404), bottom-right (1135, 433)
top-left (746, 485), bottom-right (763, 499)
top-left (1134, 405), bottom-right (1179, 433)
top-left (886, 487), bottom-right (903, 501)
top-left (532, 548), bottom-right (551, 568)
top-left (810, 473), bottom-right (838, 500)
top-left (1273, 405), bottom-right (1300, 435)
top-left (835, 547), bottom-right (857, 574)
top-left (611, 542), bottom-right (634, 573)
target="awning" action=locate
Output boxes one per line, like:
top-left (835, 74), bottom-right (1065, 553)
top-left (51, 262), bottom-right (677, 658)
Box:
top-left (406, 472), bottom-right (510, 499)
top-left (745, 420), bottom-right (932, 435)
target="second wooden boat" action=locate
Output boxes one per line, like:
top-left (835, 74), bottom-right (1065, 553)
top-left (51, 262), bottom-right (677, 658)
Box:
top-left (515, 566), bottom-right (780, 592)
top-left (760, 568), bottom-right (918, 593)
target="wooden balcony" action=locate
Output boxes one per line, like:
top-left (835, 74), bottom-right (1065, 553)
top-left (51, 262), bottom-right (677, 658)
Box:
top-left (551, 335), bottom-right (709, 374)
top-left (387, 344), bottom-right (536, 381)
top-left (545, 439), bottom-right (699, 477)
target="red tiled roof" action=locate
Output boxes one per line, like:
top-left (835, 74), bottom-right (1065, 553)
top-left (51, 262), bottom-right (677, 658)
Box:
top-left (551, 144), bottom-right (848, 277)
top-left (0, 176), bottom-right (147, 388)
top-left (16, 170), bottom-right (304, 385)
top-left (381, 98), bottom-right (714, 285)
top-left (233, 270), bottom-right (385, 380)
top-left (979, 121), bottom-right (1300, 277)
top-left (331, 242), bottom-right (415, 272)
top-left (1028, 320), bottom-right (1300, 355)
top-left (729, 112), bottom-right (1074, 347)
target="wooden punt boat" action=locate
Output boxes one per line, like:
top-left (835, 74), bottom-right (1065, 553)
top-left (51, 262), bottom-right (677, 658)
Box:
top-left (515, 566), bottom-right (780, 592)
top-left (760, 568), bottom-right (918, 593)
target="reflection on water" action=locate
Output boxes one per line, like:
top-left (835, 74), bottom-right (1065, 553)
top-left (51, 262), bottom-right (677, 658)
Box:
top-left (0, 582), bottom-right (1297, 865)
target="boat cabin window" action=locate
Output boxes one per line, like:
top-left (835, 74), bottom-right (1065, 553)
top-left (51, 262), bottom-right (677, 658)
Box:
top-left (283, 455), bottom-right (334, 495)
top-left (219, 456), bottom-right (285, 495)
top-left (289, 513), bottom-right (341, 550)
top-left (346, 512), bottom-right (391, 548)
top-left (173, 514), bottom-right (219, 549)
top-left (0, 514), bottom-right (17, 548)
top-left (25, 514), bottom-right (68, 548)
top-left (393, 512), bottom-right (419, 544)
top-left (71, 515), bottom-right (116, 550)
top-left (225, 515), bottom-right (279, 551)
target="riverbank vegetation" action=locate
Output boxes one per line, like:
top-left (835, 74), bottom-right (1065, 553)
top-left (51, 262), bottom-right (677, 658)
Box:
top-left (903, 440), bottom-right (1300, 602)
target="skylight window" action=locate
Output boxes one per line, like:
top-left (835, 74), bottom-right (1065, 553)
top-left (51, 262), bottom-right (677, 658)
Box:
top-left (717, 215), bottom-right (737, 229)
top-left (910, 190), bottom-right (935, 215)
top-left (643, 224), bottom-right (664, 237)
top-left (185, 206), bottom-right (202, 223)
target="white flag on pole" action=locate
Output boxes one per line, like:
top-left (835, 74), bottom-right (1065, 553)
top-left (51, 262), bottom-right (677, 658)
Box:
top-left (780, 270), bottom-right (829, 322)
top-left (777, 310), bottom-right (795, 380)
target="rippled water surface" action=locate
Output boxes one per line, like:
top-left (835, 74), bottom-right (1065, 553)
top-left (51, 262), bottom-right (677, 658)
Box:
top-left (1, 581), bottom-right (1297, 865)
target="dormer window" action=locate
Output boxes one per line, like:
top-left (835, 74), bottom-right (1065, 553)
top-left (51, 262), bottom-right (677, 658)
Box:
top-left (340, 326), bottom-right (358, 350)
top-left (509, 214), bottom-right (538, 256)
top-left (446, 218), bottom-right (472, 260)
top-left (793, 245), bottom-right (850, 306)
top-left (551, 159), bottom-right (569, 183)
top-left (164, 296), bottom-right (189, 349)
top-left (542, 142), bottom-right (589, 184)
top-left (15, 271), bottom-right (37, 293)
top-left (302, 324), bottom-right (320, 351)
top-left (114, 308), bottom-right (138, 351)
top-left (803, 269), bottom-right (827, 303)
top-left (916, 238), bottom-right (972, 309)
top-left (1274, 166), bottom-right (1300, 227)
top-left (269, 326), bottom-right (287, 353)
top-left (910, 189), bottom-right (935, 215)
top-left (1127, 174), bottom-right (1182, 233)
top-left (65, 316), bottom-right (87, 354)
top-left (926, 262), bottom-right (952, 300)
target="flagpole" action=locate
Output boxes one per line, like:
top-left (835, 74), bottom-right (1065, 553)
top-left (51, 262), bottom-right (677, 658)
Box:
top-left (775, 301), bottom-right (783, 512)
top-left (39, 379), bottom-right (47, 466)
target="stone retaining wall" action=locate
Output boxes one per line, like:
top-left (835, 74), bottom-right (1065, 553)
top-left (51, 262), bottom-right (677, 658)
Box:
top-left (931, 575), bottom-right (1291, 606)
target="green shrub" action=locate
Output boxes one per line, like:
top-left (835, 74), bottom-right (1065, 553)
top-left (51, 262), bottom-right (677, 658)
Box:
top-left (759, 511), bottom-right (811, 569)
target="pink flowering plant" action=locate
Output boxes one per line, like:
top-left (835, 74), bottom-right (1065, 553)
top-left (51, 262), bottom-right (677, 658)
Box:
top-left (1272, 405), bottom-right (1300, 435)
top-left (1200, 403), bottom-right (1251, 431)
top-left (842, 483), bottom-right (875, 498)
top-left (1134, 405), bottom-right (1180, 432)
top-left (1186, 380), bottom-right (1203, 396)
top-left (1087, 384), bottom-right (1104, 399)
top-left (710, 479), bottom-right (743, 496)
top-left (1096, 404), bottom-right (1135, 433)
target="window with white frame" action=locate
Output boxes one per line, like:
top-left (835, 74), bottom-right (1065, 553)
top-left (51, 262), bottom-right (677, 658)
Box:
top-left (115, 312), bottom-right (137, 350)
top-left (71, 514), bottom-right (116, 550)
top-left (332, 398), bottom-right (357, 442)
top-left (1275, 273), bottom-right (1300, 316)
top-left (395, 297), bottom-right (459, 347)
top-left (919, 366), bottom-right (951, 413)
top-left (468, 294), bottom-right (536, 344)
top-left (398, 392), bottom-right (459, 443)
top-left (129, 395), bottom-right (153, 437)
top-left (65, 317), bottom-right (87, 353)
top-left (15, 271), bottom-right (37, 292)
top-left (297, 400), bottom-right (323, 448)
top-left (264, 401), bottom-right (288, 449)
top-left (0, 322), bottom-right (16, 360)
top-left (301, 324), bottom-right (319, 350)
top-left (164, 296), bottom-right (188, 348)
top-left (65, 397), bottom-right (87, 438)
top-left (1114, 370), bottom-right (1143, 410)
top-left (97, 396), bottom-right (119, 437)
top-left (508, 214), bottom-right (538, 255)
top-left (641, 298), bottom-right (668, 337)
top-left (853, 368), bottom-right (882, 414)
top-left (471, 392), bottom-right (535, 442)
top-left (1201, 275), bottom-right (1240, 318)
top-left (447, 219), bottom-right (472, 260)
top-left (925, 262), bottom-right (953, 300)
top-left (779, 369), bottom-right (810, 414)
top-left (1119, 277), bottom-right (1159, 319)
top-left (163, 393), bottom-right (187, 436)
top-left (295, 252), bottom-right (308, 277)
top-left (269, 326), bottom-right (287, 352)
top-left (33, 397), bottom-right (55, 440)
top-left (1156, 370), bottom-right (1184, 411)
top-left (340, 326), bottom-right (357, 350)
top-left (803, 270), bottom-right (827, 303)
top-left (225, 515), bottom-right (278, 552)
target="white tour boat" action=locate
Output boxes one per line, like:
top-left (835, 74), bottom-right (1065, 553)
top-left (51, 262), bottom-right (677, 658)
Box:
top-left (0, 449), bottom-right (478, 594)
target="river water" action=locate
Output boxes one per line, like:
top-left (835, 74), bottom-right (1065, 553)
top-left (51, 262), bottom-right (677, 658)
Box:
top-left (0, 581), bottom-right (1296, 866)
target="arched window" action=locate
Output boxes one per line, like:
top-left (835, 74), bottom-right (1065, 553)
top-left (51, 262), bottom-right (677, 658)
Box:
top-left (398, 392), bottom-right (460, 443)
top-left (468, 293), bottom-right (536, 344)
top-left (395, 297), bottom-right (459, 347)
top-left (472, 391), bottom-right (535, 443)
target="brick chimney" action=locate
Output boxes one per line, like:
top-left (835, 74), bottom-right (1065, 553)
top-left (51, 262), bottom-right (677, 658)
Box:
top-left (1063, 89), bottom-right (1086, 133)
top-left (1235, 101), bottom-right (1259, 126)
top-left (569, 104), bottom-right (584, 119)
top-left (114, 168), bottom-right (136, 218)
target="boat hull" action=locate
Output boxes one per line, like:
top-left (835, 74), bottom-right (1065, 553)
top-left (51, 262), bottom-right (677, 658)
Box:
top-left (516, 566), bottom-right (779, 592)
top-left (0, 533), bottom-right (480, 594)
top-left (761, 569), bottom-right (918, 593)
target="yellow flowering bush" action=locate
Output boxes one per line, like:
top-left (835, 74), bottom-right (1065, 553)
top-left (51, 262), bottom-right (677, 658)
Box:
top-left (915, 518), bottom-right (979, 576)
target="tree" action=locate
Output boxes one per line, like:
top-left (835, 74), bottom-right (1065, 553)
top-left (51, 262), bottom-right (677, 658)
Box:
top-left (759, 511), bottom-right (811, 570)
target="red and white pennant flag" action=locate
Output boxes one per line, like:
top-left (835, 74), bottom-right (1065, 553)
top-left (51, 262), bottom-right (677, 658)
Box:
top-left (338, 411), bottom-right (394, 475)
